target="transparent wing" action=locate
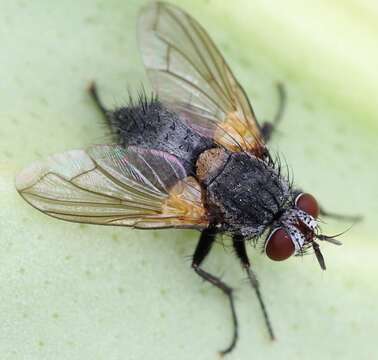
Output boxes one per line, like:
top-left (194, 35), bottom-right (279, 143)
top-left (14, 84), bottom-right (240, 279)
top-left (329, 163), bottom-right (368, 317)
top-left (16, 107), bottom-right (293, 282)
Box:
top-left (138, 2), bottom-right (266, 155)
top-left (16, 145), bottom-right (208, 229)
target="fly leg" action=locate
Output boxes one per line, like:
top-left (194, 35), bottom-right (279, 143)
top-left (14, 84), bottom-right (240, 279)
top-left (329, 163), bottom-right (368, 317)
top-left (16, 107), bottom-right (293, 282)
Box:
top-left (293, 188), bottom-right (362, 223)
top-left (192, 227), bottom-right (239, 355)
top-left (88, 82), bottom-right (111, 122)
top-left (320, 207), bottom-right (362, 222)
top-left (261, 83), bottom-right (286, 142)
top-left (233, 237), bottom-right (275, 341)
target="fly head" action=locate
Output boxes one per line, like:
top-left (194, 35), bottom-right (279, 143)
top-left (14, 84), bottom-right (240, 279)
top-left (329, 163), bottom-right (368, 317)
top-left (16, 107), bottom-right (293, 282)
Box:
top-left (264, 192), bottom-right (343, 270)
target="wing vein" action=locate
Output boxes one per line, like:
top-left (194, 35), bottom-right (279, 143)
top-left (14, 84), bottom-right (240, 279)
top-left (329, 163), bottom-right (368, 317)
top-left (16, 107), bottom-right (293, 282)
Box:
top-left (156, 69), bottom-right (226, 114)
top-left (163, 6), bottom-right (232, 109)
top-left (186, 14), bottom-right (234, 103)
top-left (156, 33), bottom-right (232, 110)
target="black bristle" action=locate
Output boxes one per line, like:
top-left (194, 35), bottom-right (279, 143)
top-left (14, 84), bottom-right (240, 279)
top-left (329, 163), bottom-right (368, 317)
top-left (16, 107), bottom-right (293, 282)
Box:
top-left (104, 87), bottom-right (214, 175)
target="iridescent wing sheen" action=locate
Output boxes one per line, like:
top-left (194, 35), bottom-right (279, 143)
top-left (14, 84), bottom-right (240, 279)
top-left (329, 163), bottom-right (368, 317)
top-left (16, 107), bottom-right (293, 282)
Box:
top-left (16, 145), bottom-right (208, 229)
top-left (138, 1), bottom-right (266, 155)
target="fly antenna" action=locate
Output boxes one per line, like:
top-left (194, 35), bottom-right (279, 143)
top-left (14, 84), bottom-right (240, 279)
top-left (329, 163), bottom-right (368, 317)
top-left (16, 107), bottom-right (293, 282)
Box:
top-left (316, 224), bottom-right (354, 245)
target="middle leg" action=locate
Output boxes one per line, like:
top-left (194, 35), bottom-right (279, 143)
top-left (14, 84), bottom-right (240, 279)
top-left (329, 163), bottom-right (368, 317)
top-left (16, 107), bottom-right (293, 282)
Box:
top-left (233, 236), bottom-right (275, 340)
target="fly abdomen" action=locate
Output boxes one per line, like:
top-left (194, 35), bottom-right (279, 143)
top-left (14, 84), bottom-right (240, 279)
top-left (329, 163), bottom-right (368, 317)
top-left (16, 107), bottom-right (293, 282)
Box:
top-left (108, 98), bottom-right (214, 175)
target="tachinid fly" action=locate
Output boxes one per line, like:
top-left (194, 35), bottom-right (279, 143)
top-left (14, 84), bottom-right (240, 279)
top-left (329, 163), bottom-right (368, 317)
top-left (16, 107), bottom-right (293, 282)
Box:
top-left (15, 2), bottom-right (358, 355)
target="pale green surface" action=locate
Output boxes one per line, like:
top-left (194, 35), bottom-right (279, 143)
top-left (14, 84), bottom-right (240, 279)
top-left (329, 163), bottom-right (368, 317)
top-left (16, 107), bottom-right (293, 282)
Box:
top-left (1, 1), bottom-right (377, 359)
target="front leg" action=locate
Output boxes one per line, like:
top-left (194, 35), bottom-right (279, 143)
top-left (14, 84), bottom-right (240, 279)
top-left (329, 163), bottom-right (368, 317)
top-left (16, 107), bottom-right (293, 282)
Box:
top-left (192, 227), bottom-right (239, 355)
top-left (294, 189), bottom-right (362, 222)
top-left (233, 236), bottom-right (275, 341)
top-left (320, 206), bottom-right (362, 222)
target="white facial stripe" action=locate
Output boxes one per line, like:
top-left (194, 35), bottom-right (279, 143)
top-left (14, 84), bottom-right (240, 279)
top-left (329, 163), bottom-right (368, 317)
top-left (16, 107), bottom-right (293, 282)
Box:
top-left (281, 208), bottom-right (317, 229)
top-left (279, 208), bottom-right (318, 254)
top-left (296, 209), bottom-right (317, 230)
top-left (280, 208), bottom-right (298, 225)
top-left (286, 224), bottom-right (306, 252)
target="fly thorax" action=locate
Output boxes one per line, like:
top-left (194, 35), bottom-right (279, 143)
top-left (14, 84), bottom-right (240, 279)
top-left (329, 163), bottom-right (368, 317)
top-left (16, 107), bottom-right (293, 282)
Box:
top-left (203, 152), bottom-right (291, 238)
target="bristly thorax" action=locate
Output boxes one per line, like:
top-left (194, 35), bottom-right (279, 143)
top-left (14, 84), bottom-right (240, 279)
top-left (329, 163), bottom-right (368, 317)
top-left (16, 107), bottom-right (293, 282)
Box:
top-left (202, 152), bottom-right (291, 238)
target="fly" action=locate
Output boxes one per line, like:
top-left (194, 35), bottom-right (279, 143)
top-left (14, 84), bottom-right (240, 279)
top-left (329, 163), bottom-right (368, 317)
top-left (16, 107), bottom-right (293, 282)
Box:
top-left (15, 2), bottom-right (360, 355)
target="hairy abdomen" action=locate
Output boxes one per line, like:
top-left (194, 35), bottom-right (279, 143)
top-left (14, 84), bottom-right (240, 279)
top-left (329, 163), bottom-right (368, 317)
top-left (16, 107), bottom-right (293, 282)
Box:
top-left (108, 99), bottom-right (214, 175)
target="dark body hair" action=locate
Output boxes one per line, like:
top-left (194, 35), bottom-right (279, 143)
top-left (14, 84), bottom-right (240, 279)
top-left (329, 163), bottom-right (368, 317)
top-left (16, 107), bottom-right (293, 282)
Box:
top-left (107, 97), bottom-right (291, 239)
top-left (108, 98), bottom-right (214, 176)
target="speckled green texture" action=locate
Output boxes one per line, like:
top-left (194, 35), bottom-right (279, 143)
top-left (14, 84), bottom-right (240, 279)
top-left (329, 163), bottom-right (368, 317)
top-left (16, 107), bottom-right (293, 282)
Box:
top-left (1, 1), bottom-right (377, 359)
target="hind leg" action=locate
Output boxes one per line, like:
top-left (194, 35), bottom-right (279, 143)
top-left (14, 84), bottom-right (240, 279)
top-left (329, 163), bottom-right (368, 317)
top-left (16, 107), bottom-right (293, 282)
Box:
top-left (261, 83), bottom-right (287, 142)
top-left (88, 82), bottom-right (111, 121)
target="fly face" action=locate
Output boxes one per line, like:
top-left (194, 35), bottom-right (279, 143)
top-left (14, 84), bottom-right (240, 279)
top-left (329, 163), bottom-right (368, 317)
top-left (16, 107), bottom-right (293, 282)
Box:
top-left (15, 1), bottom-right (357, 355)
top-left (265, 192), bottom-right (345, 269)
top-left (265, 192), bottom-right (320, 261)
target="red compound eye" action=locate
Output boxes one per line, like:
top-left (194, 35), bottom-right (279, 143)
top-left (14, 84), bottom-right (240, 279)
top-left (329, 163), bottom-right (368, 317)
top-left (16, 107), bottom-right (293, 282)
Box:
top-left (265, 228), bottom-right (295, 261)
top-left (295, 193), bottom-right (320, 218)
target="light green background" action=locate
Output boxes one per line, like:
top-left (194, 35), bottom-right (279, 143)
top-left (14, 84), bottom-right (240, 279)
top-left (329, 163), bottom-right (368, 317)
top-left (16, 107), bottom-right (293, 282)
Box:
top-left (1, 1), bottom-right (377, 359)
